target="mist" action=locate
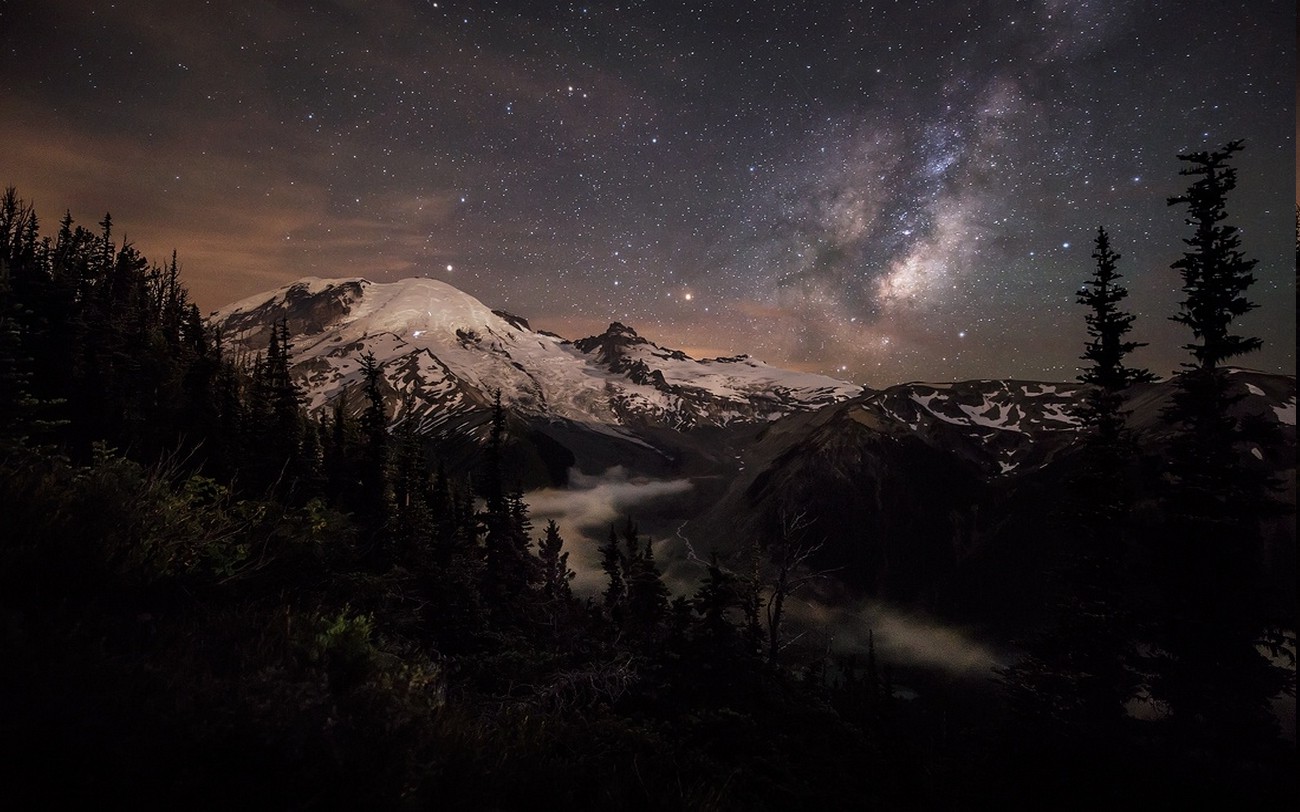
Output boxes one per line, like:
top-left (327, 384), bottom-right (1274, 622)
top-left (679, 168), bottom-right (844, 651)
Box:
top-left (787, 598), bottom-right (1006, 679)
top-left (526, 467), bottom-right (694, 595)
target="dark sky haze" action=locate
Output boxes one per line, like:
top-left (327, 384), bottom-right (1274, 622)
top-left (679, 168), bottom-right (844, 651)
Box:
top-left (1, 0), bottom-right (1294, 384)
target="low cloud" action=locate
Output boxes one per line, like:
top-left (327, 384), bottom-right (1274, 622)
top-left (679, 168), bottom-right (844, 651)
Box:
top-left (790, 598), bottom-right (1005, 678)
top-left (527, 467), bottom-right (693, 595)
top-left (527, 468), bottom-right (1004, 680)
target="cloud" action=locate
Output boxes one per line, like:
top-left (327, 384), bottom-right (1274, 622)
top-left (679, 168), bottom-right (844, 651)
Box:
top-left (526, 467), bottom-right (694, 595)
top-left (790, 598), bottom-right (1006, 678)
top-left (0, 97), bottom-right (464, 312)
top-left (524, 465), bottom-right (1004, 677)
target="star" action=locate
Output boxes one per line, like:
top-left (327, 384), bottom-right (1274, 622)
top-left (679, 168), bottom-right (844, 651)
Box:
top-left (0, 0), bottom-right (1289, 384)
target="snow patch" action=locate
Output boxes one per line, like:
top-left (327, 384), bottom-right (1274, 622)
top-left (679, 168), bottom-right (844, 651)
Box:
top-left (1274, 396), bottom-right (1296, 426)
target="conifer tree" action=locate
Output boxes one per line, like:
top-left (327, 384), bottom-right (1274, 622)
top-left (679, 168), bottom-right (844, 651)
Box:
top-left (538, 519), bottom-right (573, 602)
top-left (324, 389), bottom-right (354, 501)
top-left (599, 525), bottom-right (626, 623)
top-left (694, 552), bottom-right (736, 650)
top-left (1077, 227), bottom-right (1154, 392)
top-left (479, 390), bottom-right (507, 518)
top-left (0, 276), bottom-right (53, 447)
top-left (537, 519), bottom-right (575, 642)
top-left (391, 402), bottom-right (427, 517)
top-left (428, 484), bottom-right (487, 648)
top-left (357, 351), bottom-right (392, 537)
top-left (623, 518), bottom-right (669, 642)
top-left (477, 393), bottom-right (540, 617)
top-left (998, 231), bottom-right (1156, 752)
top-left (1156, 139), bottom-right (1286, 753)
top-left (737, 538), bottom-right (765, 655)
top-left (1167, 141), bottom-right (1260, 371)
top-left (268, 318), bottom-right (304, 462)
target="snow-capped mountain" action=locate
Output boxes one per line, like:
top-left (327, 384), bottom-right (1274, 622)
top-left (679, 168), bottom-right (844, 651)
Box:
top-left (212, 277), bottom-right (863, 432)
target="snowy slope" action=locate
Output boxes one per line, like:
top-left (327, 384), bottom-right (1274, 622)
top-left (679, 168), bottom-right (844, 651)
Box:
top-left (212, 276), bottom-right (863, 431)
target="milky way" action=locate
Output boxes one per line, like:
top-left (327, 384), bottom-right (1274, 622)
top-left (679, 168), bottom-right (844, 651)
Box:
top-left (1, 1), bottom-right (1293, 384)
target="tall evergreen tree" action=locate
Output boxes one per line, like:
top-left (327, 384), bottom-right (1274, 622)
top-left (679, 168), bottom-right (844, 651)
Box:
top-left (1167, 140), bottom-right (1260, 370)
top-left (694, 552), bottom-right (737, 652)
top-left (599, 525), bottom-right (626, 624)
top-left (1077, 227), bottom-right (1153, 393)
top-left (324, 389), bottom-right (354, 502)
top-left (357, 351), bottom-right (392, 538)
top-left (623, 518), bottom-right (669, 643)
top-left (1155, 139), bottom-right (1286, 755)
top-left (0, 273), bottom-right (56, 448)
top-left (477, 393), bottom-right (540, 619)
top-left (538, 519), bottom-right (573, 603)
top-left (267, 318), bottom-right (304, 466)
top-left (536, 519), bottom-right (576, 643)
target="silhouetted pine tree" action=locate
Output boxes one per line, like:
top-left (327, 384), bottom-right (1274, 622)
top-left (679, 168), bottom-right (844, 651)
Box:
top-left (267, 318), bottom-right (306, 487)
top-left (538, 519), bottom-right (573, 603)
top-left (1003, 225), bottom-right (1152, 718)
top-left (694, 552), bottom-right (737, 653)
top-left (737, 539), bottom-right (766, 656)
top-left (1155, 139), bottom-right (1287, 756)
top-left (599, 525), bottom-right (626, 626)
top-left (623, 518), bottom-right (669, 644)
top-left (391, 402), bottom-right (425, 516)
top-left (537, 519), bottom-right (576, 642)
top-left (389, 405), bottom-right (434, 564)
top-left (176, 303), bottom-right (225, 468)
top-left (1076, 226), bottom-right (1154, 433)
top-left (478, 390), bottom-right (506, 518)
top-left (357, 351), bottom-right (392, 542)
top-left (324, 390), bottom-right (355, 502)
top-left (428, 482), bottom-right (487, 649)
top-left (0, 273), bottom-right (58, 448)
top-left (477, 393), bottom-right (541, 620)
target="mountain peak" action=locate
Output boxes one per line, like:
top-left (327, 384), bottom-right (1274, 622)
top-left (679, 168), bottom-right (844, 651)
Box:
top-left (572, 321), bottom-right (654, 361)
top-left (211, 275), bottom-right (862, 431)
top-left (605, 321), bottom-right (639, 338)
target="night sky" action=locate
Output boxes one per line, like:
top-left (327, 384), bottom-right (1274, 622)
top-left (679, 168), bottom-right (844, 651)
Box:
top-left (2, 1), bottom-right (1294, 385)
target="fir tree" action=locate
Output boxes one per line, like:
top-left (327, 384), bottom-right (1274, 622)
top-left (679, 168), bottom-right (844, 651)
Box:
top-left (599, 525), bottom-right (626, 623)
top-left (538, 519), bottom-right (574, 603)
top-left (537, 519), bottom-right (576, 642)
top-left (997, 231), bottom-right (1156, 758)
top-left (357, 351), bottom-right (392, 538)
top-left (268, 318), bottom-right (304, 466)
top-left (694, 552), bottom-right (737, 651)
top-left (477, 394), bottom-right (540, 618)
top-left (735, 538), bottom-right (765, 656)
top-left (1167, 140), bottom-right (1260, 371)
top-left (324, 389), bottom-right (354, 502)
top-left (391, 398), bottom-right (424, 515)
top-left (623, 518), bottom-right (669, 643)
top-left (1155, 139), bottom-right (1287, 755)
top-left (0, 276), bottom-right (56, 447)
top-left (1077, 227), bottom-right (1154, 392)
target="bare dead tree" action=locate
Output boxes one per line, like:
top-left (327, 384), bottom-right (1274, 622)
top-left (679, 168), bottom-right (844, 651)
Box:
top-left (765, 509), bottom-right (828, 664)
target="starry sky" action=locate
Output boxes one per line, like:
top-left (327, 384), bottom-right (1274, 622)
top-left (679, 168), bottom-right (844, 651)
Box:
top-left (1, 1), bottom-right (1294, 385)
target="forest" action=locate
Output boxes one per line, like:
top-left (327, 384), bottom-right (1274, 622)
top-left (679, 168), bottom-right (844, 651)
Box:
top-left (0, 141), bottom-right (1294, 808)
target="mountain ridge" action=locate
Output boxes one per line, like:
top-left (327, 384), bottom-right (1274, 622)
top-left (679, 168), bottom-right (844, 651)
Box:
top-left (212, 276), bottom-right (865, 433)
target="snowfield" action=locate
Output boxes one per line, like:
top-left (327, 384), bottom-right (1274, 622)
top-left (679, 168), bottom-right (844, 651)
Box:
top-left (213, 276), bottom-right (864, 430)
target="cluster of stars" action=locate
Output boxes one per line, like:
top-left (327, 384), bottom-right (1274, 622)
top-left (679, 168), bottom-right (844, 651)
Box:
top-left (0, 0), bottom-right (1293, 383)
